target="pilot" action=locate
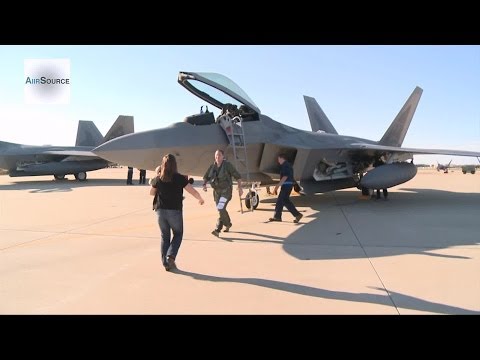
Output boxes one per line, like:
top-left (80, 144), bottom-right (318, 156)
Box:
top-left (203, 149), bottom-right (243, 237)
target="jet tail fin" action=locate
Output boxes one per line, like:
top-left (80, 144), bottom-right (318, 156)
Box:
top-left (303, 95), bottom-right (338, 134)
top-left (75, 121), bottom-right (104, 146)
top-left (102, 115), bottom-right (134, 144)
top-left (379, 86), bottom-right (423, 147)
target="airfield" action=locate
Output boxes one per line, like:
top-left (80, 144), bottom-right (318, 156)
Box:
top-left (0, 168), bottom-right (478, 314)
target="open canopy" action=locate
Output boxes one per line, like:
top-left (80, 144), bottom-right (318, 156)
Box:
top-left (178, 71), bottom-right (261, 114)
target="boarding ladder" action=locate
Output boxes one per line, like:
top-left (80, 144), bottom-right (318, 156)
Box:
top-left (218, 114), bottom-right (258, 213)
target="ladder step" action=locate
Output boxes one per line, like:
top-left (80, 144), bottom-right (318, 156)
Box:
top-left (219, 116), bottom-right (250, 182)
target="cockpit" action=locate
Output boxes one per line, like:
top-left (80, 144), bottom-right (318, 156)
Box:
top-left (179, 71), bottom-right (260, 126)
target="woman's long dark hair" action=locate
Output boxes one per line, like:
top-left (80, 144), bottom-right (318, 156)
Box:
top-left (159, 153), bottom-right (177, 182)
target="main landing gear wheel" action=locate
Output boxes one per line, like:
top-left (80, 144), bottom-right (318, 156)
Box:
top-left (54, 174), bottom-right (65, 180)
top-left (74, 172), bottom-right (87, 181)
top-left (245, 190), bottom-right (259, 210)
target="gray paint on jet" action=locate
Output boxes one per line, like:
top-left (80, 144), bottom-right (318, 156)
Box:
top-left (75, 120), bottom-right (104, 147)
top-left (0, 115), bottom-right (134, 181)
top-left (303, 95), bottom-right (338, 134)
top-left (93, 72), bottom-right (480, 195)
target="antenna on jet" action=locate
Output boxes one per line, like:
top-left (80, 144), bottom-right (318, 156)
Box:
top-left (200, 106), bottom-right (204, 114)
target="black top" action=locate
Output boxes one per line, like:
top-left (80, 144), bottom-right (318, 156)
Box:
top-left (151, 173), bottom-right (189, 210)
top-left (280, 161), bottom-right (294, 186)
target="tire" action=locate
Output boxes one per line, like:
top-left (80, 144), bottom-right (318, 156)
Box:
top-left (463, 171), bottom-right (466, 174)
top-left (245, 191), bottom-right (259, 210)
top-left (75, 172), bottom-right (87, 181)
top-left (54, 174), bottom-right (65, 180)
top-left (472, 171), bottom-right (475, 174)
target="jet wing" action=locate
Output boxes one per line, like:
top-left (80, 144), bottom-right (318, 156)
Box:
top-left (349, 143), bottom-right (480, 157)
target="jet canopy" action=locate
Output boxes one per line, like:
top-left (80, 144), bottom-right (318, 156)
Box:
top-left (178, 71), bottom-right (261, 115)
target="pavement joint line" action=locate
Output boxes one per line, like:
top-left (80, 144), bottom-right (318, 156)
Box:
top-left (333, 192), bottom-right (401, 315)
top-left (0, 208), bottom-right (147, 251)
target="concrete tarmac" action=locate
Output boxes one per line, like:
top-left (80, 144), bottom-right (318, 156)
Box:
top-left (0, 168), bottom-right (478, 314)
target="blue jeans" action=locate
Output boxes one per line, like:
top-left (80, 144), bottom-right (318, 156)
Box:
top-left (274, 185), bottom-right (300, 219)
top-left (156, 209), bottom-right (183, 267)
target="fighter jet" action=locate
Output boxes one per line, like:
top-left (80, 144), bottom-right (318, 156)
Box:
top-left (93, 71), bottom-right (480, 209)
top-left (436, 160), bottom-right (452, 173)
top-left (0, 115), bottom-right (134, 181)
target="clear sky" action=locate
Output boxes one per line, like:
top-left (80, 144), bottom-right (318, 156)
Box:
top-left (1, 45), bottom-right (479, 165)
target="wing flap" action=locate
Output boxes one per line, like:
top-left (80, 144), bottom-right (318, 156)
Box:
top-left (349, 143), bottom-right (480, 157)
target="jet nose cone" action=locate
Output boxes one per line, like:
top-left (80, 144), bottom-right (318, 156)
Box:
top-left (93, 132), bottom-right (145, 166)
top-left (93, 133), bottom-right (128, 154)
top-left (92, 122), bottom-right (228, 170)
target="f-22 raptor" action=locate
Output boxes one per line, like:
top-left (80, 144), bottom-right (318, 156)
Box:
top-left (93, 71), bottom-right (480, 209)
top-left (436, 160), bottom-right (452, 173)
top-left (0, 115), bottom-right (133, 181)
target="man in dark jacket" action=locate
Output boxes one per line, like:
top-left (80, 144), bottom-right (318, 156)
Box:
top-left (269, 153), bottom-right (303, 223)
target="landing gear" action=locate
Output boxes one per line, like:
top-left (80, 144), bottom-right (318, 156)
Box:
top-left (245, 190), bottom-right (259, 210)
top-left (54, 174), bottom-right (65, 180)
top-left (74, 172), bottom-right (87, 181)
top-left (240, 182), bottom-right (262, 214)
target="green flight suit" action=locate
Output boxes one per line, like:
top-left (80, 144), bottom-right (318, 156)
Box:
top-left (203, 160), bottom-right (241, 231)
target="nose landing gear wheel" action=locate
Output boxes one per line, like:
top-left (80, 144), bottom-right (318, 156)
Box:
top-left (74, 172), bottom-right (87, 181)
top-left (245, 190), bottom-right (259, 210)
